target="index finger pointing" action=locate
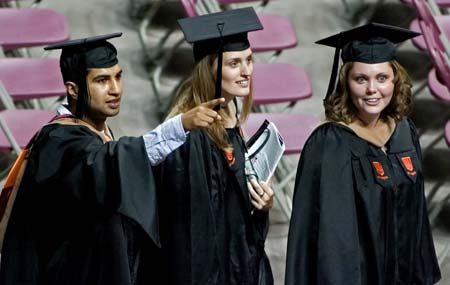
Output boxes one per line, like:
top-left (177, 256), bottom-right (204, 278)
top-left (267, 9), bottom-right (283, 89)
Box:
top-left (201, 98), bottom-right (225, 109)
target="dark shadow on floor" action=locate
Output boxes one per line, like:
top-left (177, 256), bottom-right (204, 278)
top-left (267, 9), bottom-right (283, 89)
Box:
top-left (435, 203), bottom-right (450, 232)
top-left (410, 98), bottom-right (450, 132)
top-left (128, 0), bottom-right (186, 28)
top-left (397, 50), bottom-right (432, 82)
top-left (423, 148), bottom-right (450, 179)
top-left (370, 2), bottom-right (417, 28)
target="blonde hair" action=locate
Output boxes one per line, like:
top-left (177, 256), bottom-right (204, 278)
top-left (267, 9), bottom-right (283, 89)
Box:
top-left (166, 53), bottom-right (253, 150)
top-left (324, 60), bottom-right (413, 124)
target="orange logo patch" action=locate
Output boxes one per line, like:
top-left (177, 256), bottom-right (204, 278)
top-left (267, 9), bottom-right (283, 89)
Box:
top-left (372, 161), bottom-right (389, 180)
top-left (401, 156), bottom-right (416, 176)
top-left (224, 150), bottom-right (236, 167)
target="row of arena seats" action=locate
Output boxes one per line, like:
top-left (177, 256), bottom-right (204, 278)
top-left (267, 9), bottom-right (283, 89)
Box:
top-left (403, 0), bottom-right (450, 266)
top-left (0, 0), bottom-right (70, 176)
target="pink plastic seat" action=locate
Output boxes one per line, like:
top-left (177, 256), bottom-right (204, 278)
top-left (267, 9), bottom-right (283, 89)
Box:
top-left (0, 8), bottom-right (70, 50)
top-left (217, 0), bottom-right (276, 13)
top-left (0, 109), bottom-right (54, 152)
top-left (252, 62), bottom-right (312, 105)
top-left (0, 82), bottom-right (56, 154)
top-left (445, 119), bottom-right (450, 146)
top-left (248, 13), bottom-right (298, 52)
top-left (180, 0), bottom-right (197, 18)
top-left (242, 112), bottom-right (319, 218)
top-left (415, 3), bottom-right (450, 229)
top-left (409, 14), bottom-right (450, 51)
top-left (218, 0), bottom-right (271, 4)
top-left (410, 19), bottom-right (427, 50)
top-left (414, 0), bottom-right (450, 102)
top-left (402, 0), bottom-right (450, 7)
top-left (0, 58), bottom-right (65, 101)
top-left (427, 68), bottom-right (450, 102)
top-left (242, 112), bottom-right (319, 155)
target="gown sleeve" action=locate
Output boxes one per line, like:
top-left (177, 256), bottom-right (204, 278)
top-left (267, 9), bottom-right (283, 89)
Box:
top-left (285, 123), bottom-right (362, 285)
top-left (0, 124), bottom-right (161, 285)
top-left (408, 119), bottom-right (441, 284)
top-left (153, 130), bottom-right (217, 284)
top-left (28, 124), bottom-right (159, 245)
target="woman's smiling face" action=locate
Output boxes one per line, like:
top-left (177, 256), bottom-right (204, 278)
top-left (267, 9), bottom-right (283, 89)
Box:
top-left (217, 48), bottom-right (253, 102)
top-left (347, 61), bottom-right (395, 123)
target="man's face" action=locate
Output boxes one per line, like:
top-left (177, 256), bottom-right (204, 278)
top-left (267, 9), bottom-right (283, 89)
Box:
top-left (85, 64), bottom-right (123, 121)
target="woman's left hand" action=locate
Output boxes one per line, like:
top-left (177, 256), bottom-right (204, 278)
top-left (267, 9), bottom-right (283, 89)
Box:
top-left (247, 179), bottom-right (274, 212)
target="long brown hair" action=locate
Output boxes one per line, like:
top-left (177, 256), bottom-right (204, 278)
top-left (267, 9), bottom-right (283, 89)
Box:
top-left (166, 53), bottom-right (253, 150)
top-left (324, 60), bottom-right (413, 124)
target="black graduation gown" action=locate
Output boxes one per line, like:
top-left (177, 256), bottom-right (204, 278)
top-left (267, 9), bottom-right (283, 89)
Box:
top-left (285, 119), bottom-right (441, 285)
top-left (0, 124), bottom-right (160, 285)
top-left (154, 128), bottom-right (273, 285)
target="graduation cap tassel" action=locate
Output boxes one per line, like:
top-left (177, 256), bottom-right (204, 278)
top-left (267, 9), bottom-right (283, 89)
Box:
top-left (214, 22), bottom-right (225, 111)
top-left (75, 76), bottom-right (89, 119)
top-left (324, 46), bottom-right (341, 101)
top-left (233, 97), bottom-right (239, 127)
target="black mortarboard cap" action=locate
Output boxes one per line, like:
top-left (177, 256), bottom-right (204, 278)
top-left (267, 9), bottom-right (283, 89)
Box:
top-left (44, 32), bottom-right (122, 73)
top-left (178, 7), bottom-right (263, 62)
top-left (178, 7), bottom-right (263, 110)
top-left (316, 23), bottom-right (420, 99)
top-left (43, 32), bottom-right (122, 118)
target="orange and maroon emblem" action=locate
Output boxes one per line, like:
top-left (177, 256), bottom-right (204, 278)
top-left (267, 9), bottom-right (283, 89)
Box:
top-left (372, 161), bottom-right (389, 180)
top-left (401, 156), bottom-right (416, 176)
top-left (224, 150), bottom-right (236, 167)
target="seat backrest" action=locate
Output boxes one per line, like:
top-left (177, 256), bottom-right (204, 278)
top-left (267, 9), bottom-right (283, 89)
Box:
top-left (413, 0), bottom-right (440, 31)
top-left (413, 0), bottom-right (450, 54)
top-left (179, 0), bottom-right (199, 17)
top-left (445, 120), bottom-right (450, 146)
top-left (419, 20), bottom-right (450, 93)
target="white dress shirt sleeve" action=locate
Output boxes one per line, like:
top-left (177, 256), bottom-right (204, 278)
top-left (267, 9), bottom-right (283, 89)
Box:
top-left (56, 104), bottom-right (72, 116)
top-left (57, 104), bottom-right (186, 166)
top-left (143, 114), bottom-right (187, 166)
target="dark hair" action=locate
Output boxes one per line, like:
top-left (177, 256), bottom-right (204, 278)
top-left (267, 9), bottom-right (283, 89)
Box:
top-left (60, 51), bottom-right (90, 119)
top-left (324, 60), bottom-right (413, 124)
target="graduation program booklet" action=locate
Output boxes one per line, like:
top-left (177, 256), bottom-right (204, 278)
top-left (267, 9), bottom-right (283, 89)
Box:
top-left (245, 120), bottom-right (285, 183)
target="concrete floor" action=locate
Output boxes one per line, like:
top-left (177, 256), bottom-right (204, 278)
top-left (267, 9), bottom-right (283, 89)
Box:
top-left (23, 0), bottom-right (450, 283)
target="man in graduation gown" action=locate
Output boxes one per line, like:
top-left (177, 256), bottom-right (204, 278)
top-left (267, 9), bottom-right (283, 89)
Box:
top-left (0, 32), bottom-right (223, 285)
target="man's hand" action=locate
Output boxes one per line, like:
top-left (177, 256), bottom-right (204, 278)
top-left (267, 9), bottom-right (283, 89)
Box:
top-left (181, 98), bottom-right (224, 131)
